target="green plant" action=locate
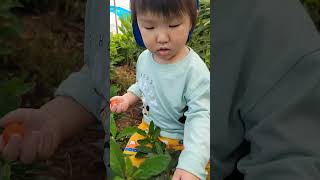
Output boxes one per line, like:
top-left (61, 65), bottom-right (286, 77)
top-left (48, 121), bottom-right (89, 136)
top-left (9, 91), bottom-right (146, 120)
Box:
top-left (110, 138), bottom-right (171, 180)
top-left (110, 112), bottom-right (138, 147)
top-left (110, 116), bottom-right (171, 180)
top-left (301, 0), bottom-right (320, 30)
top-left (4, 30), bottom-right (83, 107)
top-left (110, 15), bottom-right (144, 72)
top-left (0, 78), bottom-right (33, 117)
top-left (188, 0), bottom-right (210, 69)
top-left (0, 156), bottom-right (47, 180)
top-left (0, 157), bottom-right (47, 180)
top-left (0, 0), bottom-right (23, 56)
top-left (133, 121), bottom-right (167, 158)
top-left (110, 120), bottom-right (183, 180)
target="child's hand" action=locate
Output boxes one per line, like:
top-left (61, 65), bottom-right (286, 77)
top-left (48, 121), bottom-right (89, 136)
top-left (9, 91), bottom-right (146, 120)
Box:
top-left (172, 168), bottom-right (200, 180)
top-left (0, 108), bottom-right (62, 163)
top-left (110, 96), bottom-right (130, 113)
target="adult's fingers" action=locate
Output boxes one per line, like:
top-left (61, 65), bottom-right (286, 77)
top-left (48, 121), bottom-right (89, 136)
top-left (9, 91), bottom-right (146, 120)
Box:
top-left (116, 103), bottom-right (124, 113)
top-left (2, 134), bottom-right (22, 161)
top-left (20, 131), bottom-right (40, 164)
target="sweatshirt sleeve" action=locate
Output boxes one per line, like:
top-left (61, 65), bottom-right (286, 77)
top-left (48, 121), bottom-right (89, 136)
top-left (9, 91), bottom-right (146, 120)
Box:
top-left (54, 65), bottom-right (102, 120)
top-left (176, 66), bottom-right (210, 180)
top-left (127, 82), bottom-right (143, 97)
top-left (127, 54), bottom-right (143, 97)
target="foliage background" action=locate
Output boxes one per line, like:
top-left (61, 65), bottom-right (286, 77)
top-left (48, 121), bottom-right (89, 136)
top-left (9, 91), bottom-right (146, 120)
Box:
top-left (0, 0), bottom-right (319, 179)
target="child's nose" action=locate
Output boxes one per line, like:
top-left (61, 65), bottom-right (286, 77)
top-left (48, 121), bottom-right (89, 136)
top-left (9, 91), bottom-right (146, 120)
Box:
top-left (156, 31), bottom-right (169, 44)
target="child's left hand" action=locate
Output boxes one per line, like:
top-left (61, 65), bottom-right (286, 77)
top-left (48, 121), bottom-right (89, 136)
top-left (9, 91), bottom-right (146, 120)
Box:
top-left (172, 168), bottom-right (200, 180)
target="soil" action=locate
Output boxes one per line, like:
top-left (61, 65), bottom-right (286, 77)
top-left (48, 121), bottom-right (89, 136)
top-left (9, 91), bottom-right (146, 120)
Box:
top-left (5, 9), bottom-right (143, 180)
top-left (10, 11), bottom-right (107, 180)
top-left (37, 123), bottom-right (106, 180)
top-left (112, 65), bottom-right (143, 131)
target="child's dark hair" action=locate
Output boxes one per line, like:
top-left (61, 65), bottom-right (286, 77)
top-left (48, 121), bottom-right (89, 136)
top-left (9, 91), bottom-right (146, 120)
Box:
top-left (130, 0), bottom-right (198, 28)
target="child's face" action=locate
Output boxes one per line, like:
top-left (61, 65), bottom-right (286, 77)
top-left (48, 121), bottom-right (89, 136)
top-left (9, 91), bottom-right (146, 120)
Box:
top-left (137, 12), bottom-right (192, 63)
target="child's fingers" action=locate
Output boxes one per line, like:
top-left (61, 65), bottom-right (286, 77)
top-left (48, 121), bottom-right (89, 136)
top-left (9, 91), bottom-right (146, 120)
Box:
top-left (110, 104), bottom-right (117, 112)
top-left (110, 96), bottom-right (117, 101)
top-left (0, 135), bottom-right (4, 152)
top-left (40, 131), bottom-right (53, 159)
top-left (37, 131), bottom-right (47, 160)
top-left (2, 134), bottom-right (22, 161)
top-left (0, 108), bottom-right (26, 127)
top-left (110, 96), bottom-right (121, 102)
top-left (20, 131), bottom-right (39, 164)
top-left (116, 104), bottom-right (124, 113)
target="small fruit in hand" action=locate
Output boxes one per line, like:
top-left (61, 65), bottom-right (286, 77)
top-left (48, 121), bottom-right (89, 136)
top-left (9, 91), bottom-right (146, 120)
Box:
top-left (2, 122), bottom-right (26, 145)
top-left (110, 99), bottom-right (119, 107)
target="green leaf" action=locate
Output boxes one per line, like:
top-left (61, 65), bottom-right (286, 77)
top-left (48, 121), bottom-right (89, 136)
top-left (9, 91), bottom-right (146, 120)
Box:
top-left (166, 150), bottom-right (181, 171)
top-left (152, 127), bottom-right (161, 141)
top-left (148, 121), bottom-right (155, 136)
top-left (154, 141), bottom-right (164, 154)
top-left (0, 92), bottom-right (20, 117)
top-left (113, 176), bottom-right (125, 180)
top-left (0, 78), bottom-right (33, 96)
top-left (135, 152), bottom-right (147, 159)
top-left (132, 154), bottom-right (171, 179)
top-left (137, 145), bottom-right (153, 154)
top-left (110, 139), bottom-right (126, 178)
top-left (137, 138), bottom-right (150, 146)
top-left (125, 157), bottom-right (134, 177)
top-left (117, 127), bottom-right (138, 140)
top-left (110, 85), bottom-right (120, 98)
top-left (137, 129), bottom-right (147, 137)
top-left (110, 113), bottom-right (117, 138)
top-left (0, 162), bottom-right (11, 179)
top-left (0, 176), bottom-right (11, 180)
top-left (0, 17), bottom-right (22, 37)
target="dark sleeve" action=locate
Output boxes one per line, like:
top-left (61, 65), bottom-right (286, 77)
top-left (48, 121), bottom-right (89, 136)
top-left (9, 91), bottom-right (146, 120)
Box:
top-left (212, 0), bottom-right (320, 179)
top-left (240, 50), bottom-right (320, 180)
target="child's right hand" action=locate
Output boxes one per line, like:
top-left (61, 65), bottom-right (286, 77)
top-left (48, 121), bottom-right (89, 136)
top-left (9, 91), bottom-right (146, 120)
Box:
top-left (110, 96), bottom-right (130, 113)
top-left (0, 108), bottom-right (62, 163)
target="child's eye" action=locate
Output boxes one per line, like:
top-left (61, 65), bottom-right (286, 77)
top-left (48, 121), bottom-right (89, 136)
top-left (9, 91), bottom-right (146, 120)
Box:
top-left (145, 27), bottom-right (154, 30)
top-left (169, 24), bottom-right (180, 28)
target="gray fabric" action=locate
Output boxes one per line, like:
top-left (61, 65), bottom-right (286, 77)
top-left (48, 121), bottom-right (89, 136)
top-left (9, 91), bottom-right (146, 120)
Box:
top-left (54, 0), bottom-right (110, 177)
top-left (212, 0), bottom-right (320, 179)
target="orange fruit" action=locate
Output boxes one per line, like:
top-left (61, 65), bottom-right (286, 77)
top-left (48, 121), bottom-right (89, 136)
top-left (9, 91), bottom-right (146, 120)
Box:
top-left (110, 99), bottom-right (119, 107)
top-left (2, 122), bottom-right (26, 145)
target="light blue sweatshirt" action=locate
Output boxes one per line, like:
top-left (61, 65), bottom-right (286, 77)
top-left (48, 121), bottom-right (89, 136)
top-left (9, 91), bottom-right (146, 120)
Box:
top-left (128, 48), bottom-right (210, 179)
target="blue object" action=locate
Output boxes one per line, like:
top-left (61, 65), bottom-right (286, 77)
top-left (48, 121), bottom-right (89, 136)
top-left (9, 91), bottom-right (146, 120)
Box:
top-left (132, 0), bottom-right (200, 48)
top-left (110, 6), bottom-right (130, 20)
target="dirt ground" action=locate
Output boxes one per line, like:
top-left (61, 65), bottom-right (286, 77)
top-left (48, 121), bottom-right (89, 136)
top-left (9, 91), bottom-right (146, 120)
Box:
top-left (38, 123), bottom-right (106, 180)
top-left (9, 12), bottom-right (106, 180)
top-left (6, 10), bottom-right (142, 180)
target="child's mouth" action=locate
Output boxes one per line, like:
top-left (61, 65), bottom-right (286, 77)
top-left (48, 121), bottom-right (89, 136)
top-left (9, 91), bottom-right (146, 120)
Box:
top-left (158, 48), bottom-right (170, 56)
